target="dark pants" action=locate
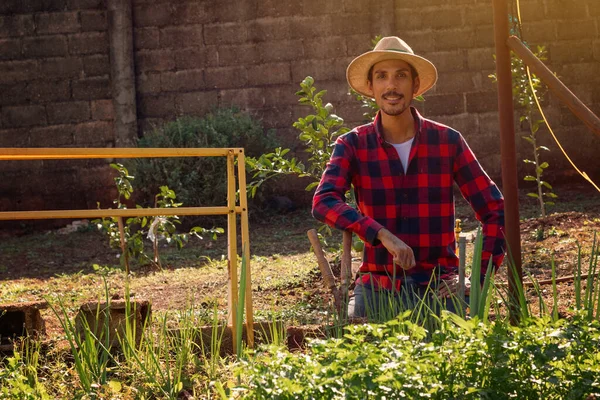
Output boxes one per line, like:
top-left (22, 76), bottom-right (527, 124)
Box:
top-left (348, 276), bottom-right (469, 321)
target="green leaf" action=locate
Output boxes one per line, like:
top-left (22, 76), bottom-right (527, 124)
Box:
top-left (522, 136), bottom-right (534, 144)
top-left (527, 193), bottom-right (539, 198)
top-left (305, 181), bottom-right (319, 191)
top-left (538, 145), bottom-right (550, 151)
top-left (524, 175), bottom-right (537, 181)
top-left (545, 192), bottom-right (558, 198)
top-left (540, 162), bottom-right (549, 168)
top-left (542, 181), bottom-right (553, 190)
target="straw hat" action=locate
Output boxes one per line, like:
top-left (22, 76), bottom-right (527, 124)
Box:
top-left (346, 36), bottom-right (438, 98)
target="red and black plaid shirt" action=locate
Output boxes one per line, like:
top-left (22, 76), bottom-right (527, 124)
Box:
top-left (312, 108), bottom-right (505, 290)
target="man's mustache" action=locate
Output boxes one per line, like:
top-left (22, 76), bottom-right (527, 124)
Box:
top-left (382, 92), bottom-right (403, 98)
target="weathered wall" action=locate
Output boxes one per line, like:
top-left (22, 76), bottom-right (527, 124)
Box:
top-left (0, 0), bottom-right (599, 214)
top-left (0, 0), bottom-right (115, 214)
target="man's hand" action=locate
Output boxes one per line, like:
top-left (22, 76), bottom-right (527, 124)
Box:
top-left (437, 275), bottom-right (471, 298)
top-left (377, 228), bottom-right (415, 270)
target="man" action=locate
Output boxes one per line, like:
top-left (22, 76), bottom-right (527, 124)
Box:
top-left (312, 37), bottom-right (505, 319)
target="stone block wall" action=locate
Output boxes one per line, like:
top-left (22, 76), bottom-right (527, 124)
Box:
top-left (0, 0), bottom-right (115, 215)
top-left (0, 0), bottom-right (599, 215)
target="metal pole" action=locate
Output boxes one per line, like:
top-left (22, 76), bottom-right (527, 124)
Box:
top-left (493, 0), bottom-right (523, 322)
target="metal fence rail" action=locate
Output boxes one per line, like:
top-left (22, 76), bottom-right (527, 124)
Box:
top-left (0, 147), bottom-right (254, 351)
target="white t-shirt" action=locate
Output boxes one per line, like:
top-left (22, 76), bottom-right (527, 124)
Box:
top-left (391, 137), bottom-right (414, 173)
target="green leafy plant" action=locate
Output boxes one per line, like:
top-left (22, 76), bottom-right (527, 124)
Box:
top-left (246, 76), bottom-right (350, 197)
top-left (0, 339), bottom-right (49, 399)
top-left (490, 46), bottom-right (557, 221)
top-left (133, 108), bottom-right (278, 212)
top-left (94, 163), bottom-right (222, 269)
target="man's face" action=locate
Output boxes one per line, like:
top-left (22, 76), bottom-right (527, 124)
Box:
top-left (368, 59), bottom-right (420, 117)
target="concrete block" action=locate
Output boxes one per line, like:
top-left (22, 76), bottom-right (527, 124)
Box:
top-left (68, 32), bottom-right (109, 55)
top-left (0, 38), bottom-right (22, 61)
top-left (2, 105), bottom-right (47, 128)
top-left (23, 35), bottom-right (68, 58)
top-left (258, 39), bottom-right (304, 63)
top-left (91, 99), bottom-right (115, 120)
top-left (80, 10), bottom-right (108, 32)
top-left (74, 120), bottom-right (114, 145)
top-left (160, 25), bottom-right (203, 48)
top-left (39, 57), bottom-right (82, 79)
top-left (0, 301), bottom-right (47, 352)
top-left (0, 82), bottom-right (28, 106)
top-left (346, 34), bottom-right (375, 56)
top-left (174, 47), bottom-right (218, 70)
top-left (467, 47), bottom-right (495, 71)
top-left (394, 8), bottom-right (423, 32)
top-left (248, 62), bottom-right (291, 86)
top-left (328, 13), bottom-right (371, 36)
top-left (342, 0), bottom-right (370, 13)
top-left (26, 79), bottom-right (71, 103)
top-left (35, 12), bottom-right (80, 34)
top-left (433, 71), bottom-right (477, 95)
top-left (291, 58), bottom-right (347, 84)
top-left (256, 0), bottom-right (296, 18)
top-left (72, 77), bottom-right (112, 100)
top-left (522, 21), bottom-right (557, 44)
top-left (47, 101), bottom-right (91, 124)
top-left (205, 66), bottom-right (248, 89)
top-left (421, 8), bottom-right (463, 30)
top-left (138, 93), bottom-right (176, 117)
top-left (172, 2), bottom-right (212, 25)
top-left (463, 4), bottom-right (493, 26)
top-left (399, 31), bottom-right (435, 53)
top-left (207, 0), bottom-right (257, 23)
top-left (518, 1), bottom-right (547, 22)
top-left (160, 69), bottom-right (205, 92)
top-left (289, 16), bottom-right (331, 39)
top-left (247, 18), bottom-right (291, 42)
top-left (550, 40), bottom-right (595, 65)
top-left (0, 15), bottom-right (35, 38)
top-left (83, 54), bottom-right (110, 77)
top-left (423, 93), bottom-right (466, 115)
top-left (133, 3), bottom-right (173, 28)
top-left (134, 28), bottom-right (160, 50)
top-left (218, 43), bottom-right (260, 67)
top-left (176, 90), bottom-right (219, 115)
top-left (557, 19), bottom-right (597, 41)
top-left (302, 37), bottom-right (347, 60)
top-left (425, 50), bottom-right (466, 72)
top-left (67, 0), bottom-right (104, 10)
top-left (466, 91), bottom-right (498, 114)
top-left (219, 87), bottom-right (266, 109)
top-left (29, 124), bottom-right (75, 146)
top-left (204, 22), bottom-right (246, 45)
top-left (546, 1), bottom-right (587, 19)
top-left (76, 300), bottom-right (151, 348)
top-left (135, 49), bottom-right (175, 72)
top-left (136, 72), bottom-right (161, 94)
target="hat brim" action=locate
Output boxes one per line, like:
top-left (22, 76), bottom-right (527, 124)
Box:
top-left (346, 51), bottom-right (438, 98)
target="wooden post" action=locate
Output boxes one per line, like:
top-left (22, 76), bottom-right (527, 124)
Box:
top-left (226, 150), bottom-right (238, 355)
top-left (236, 149), bottom-right (254, 348)
top-left (493, 0), bottom-right (523, 322)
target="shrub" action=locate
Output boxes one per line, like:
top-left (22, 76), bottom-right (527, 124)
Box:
top-left (132, 108), bottom-right (278, 211)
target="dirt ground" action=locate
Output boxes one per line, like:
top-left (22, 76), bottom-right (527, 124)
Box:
top-left (1, 183), bottom-right (600, 340)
